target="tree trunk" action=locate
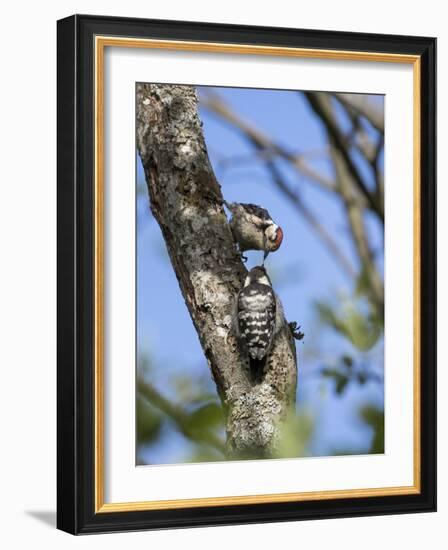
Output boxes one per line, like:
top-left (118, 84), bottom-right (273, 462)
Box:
top-left (136, 83), bottom-right (297, 459)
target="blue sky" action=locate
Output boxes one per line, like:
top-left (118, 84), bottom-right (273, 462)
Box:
top-left (137, 86), bottom-right (384, 464)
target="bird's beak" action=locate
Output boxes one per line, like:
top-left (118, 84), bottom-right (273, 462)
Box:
top-left (263, 250), bottom-right (270, 264)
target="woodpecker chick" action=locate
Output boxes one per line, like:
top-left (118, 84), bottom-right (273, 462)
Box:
top-left (225, 201), bottom-right (283, 262)
top-left (236, 266), bottom-right (283, 377)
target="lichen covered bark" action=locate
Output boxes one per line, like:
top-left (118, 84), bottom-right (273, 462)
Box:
top-left (136, 83), bottom-right (297, 459)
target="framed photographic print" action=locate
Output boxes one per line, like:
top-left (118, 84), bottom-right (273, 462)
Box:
top-left (57, 14), bottom-right (436, 534)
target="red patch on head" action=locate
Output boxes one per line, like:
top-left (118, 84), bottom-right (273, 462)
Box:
top-left (272, 226), bottom-right (283, 250)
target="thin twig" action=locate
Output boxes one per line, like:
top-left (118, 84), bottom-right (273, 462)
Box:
top-left (334, 95), bottom-right (384, 211)
top-left (265, 160), bottom-right (356, 279)
top-left (201, 92), bottom-right (337, 195)
top-left (200, 92), bottom-right (355, 278)
top-left (335, 93), bottom-right (384, 133)
top-left (308, 94), bottom-right (384, 312)
top-left (304, 92), bottom-right (384, 221)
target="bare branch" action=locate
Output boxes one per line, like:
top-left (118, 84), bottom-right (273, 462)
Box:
top-left (201, 92), bottom-right (337, 195)
top-left (264, 160), bottom-right (356, 279)
top-left (200, 92), bottom-right (356, 278)
top-left (333, 95), bottom-right (384, 212)
top-left (307, 93), bottom-right (384, 312)
top-left (304, 92), bottom-right (384, 221)
top-left (338, 101), bottom-right (378, 164)
top-left (335, 93), bottom-right (384, 133)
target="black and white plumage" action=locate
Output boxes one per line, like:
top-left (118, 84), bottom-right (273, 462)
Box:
top-left (225, 201), bottom-right (283, 261)
top-left (235, 266), bottom-right (283, 375)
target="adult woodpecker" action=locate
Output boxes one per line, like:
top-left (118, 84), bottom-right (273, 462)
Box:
top-left (235, 266), bottom-right (283, 377)
top-left (225, 201), bottom-right (284, 262)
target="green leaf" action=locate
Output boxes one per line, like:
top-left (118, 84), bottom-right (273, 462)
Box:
top-left (355, 264), bottom-right (371, 298)
top-left (321, 367), bottom-right (350, 395)
top-left (185, 402), bottom-right (224, 433)
top-left (316, 301), bottom-right (381, 351)
top-left (360, 405), bottom-right (384, 454)
top-left (136, 395), bottom-right (162, 444)
top-left (187, 446), bottom-right (225, 464)
top-left (276, 411), bottom-right (314, 458)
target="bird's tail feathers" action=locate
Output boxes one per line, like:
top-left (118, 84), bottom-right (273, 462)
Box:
top-left (249, 356), bottom-right (267, 382)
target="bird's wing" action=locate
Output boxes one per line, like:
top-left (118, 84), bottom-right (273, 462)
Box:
top-left (239, 203), bottom-right (271, 221)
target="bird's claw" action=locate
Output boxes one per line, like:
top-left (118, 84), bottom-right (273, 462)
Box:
top-left (289, 321), bottom-right (304, 341)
